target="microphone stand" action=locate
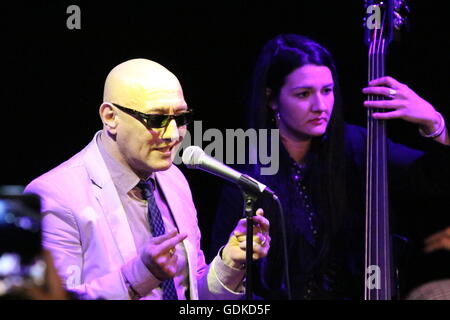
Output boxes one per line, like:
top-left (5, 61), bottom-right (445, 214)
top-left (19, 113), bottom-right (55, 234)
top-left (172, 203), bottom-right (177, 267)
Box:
top-left (240, 189), bottom-right (258, 300)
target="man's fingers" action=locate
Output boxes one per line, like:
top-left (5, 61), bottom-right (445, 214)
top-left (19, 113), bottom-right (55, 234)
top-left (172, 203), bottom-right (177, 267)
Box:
top-left (158, 233), bottom-right (188, 254)
top-left (233, 225), bottom-right (268, 238)
top-left (425, 233), bottom-right (443, 245)
top-left (236, 233), bottom-right (270, 246)
top-left (424, 228), bottom-right (450, 253)
top-left (233, 209), bottom-right (269, 236)
top-left (154, 253), bottom-right (180, 279)
top-left (252, 214), bottom-right (270, 233)
top-left (156, 250), bottom-right (179, 267)
top-left (255, 208), bottom-right (264, 216)
top-left (425, 228), bottom-right (450, 244)
top-left (424, 238), bottom-right (450, 253)
top-left (238, 240), bottom-right (268, 255)
top-left (152, 230), bottom-right (179, 245)
top-left (424, 243), bottom-right (437, 253)
top-left (232, 219), bottom-right (248, 236)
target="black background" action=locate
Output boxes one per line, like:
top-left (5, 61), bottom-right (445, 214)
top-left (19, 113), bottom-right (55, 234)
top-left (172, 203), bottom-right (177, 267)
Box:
top-left (2, 1), bottom-right (450, 259)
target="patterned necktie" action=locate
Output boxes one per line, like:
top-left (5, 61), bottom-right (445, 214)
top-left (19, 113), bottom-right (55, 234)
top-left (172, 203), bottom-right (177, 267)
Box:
top-left (138, 180), bottom-right (178, 300)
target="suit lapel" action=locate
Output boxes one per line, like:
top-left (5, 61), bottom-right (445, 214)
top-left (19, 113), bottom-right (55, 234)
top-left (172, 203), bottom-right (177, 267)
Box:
top-left (155, 173), bottom-right (186, 232)
top-left (83, 132), bottom-right (137, 263)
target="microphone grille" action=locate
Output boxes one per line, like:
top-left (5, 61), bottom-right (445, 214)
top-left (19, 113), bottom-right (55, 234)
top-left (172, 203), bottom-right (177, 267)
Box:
top-left (182, 146), bottom-right (205, 168)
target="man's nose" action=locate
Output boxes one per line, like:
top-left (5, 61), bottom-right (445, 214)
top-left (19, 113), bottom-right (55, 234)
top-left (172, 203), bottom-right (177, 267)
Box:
top-left (161, 119), bottom-right (180, 142)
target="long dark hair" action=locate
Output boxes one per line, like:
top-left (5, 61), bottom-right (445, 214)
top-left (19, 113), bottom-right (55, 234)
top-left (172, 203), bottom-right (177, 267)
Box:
top-left (247, 34), bottom-right (348, 272)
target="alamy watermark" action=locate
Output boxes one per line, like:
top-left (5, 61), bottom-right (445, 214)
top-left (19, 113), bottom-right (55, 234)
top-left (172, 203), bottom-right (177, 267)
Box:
top-left (366, 265), bottom-right (381, 290)
top-left (366, 4), bottom-right (381, 30)
top-left (173, 121), bottom-right (280, 176)
top-left (66, 5), bottom-right (81, 30)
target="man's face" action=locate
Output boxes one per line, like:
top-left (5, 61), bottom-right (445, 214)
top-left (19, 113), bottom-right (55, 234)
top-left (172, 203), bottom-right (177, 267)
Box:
top-left (114, 86), bottom-right (188, 177)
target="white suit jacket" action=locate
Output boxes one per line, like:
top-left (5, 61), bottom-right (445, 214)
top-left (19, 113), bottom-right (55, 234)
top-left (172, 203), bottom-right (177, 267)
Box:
top-left (25, 132), bottom-right (243, 300)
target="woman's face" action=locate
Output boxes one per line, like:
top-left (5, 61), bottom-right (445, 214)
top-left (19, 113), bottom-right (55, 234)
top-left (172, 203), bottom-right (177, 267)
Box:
top-left (271, 64), bottom-right (334, 141)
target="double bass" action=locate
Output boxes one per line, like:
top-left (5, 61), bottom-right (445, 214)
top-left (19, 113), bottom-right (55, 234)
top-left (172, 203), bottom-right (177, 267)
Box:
top-left (363, 0), bottom-right (409, 300)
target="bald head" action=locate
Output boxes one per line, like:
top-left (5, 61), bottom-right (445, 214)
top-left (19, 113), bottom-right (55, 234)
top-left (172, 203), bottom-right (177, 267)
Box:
top-left (99, 58), bottom-right (188, 176)
top-left (103, 58), bottom-right (184, 112)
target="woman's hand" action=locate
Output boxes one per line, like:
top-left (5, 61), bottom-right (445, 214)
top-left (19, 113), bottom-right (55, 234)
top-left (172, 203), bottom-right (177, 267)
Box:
top-left (363, 76), bottom-right (449, 145)
top-left (363, 76), bottom-right (440, 130)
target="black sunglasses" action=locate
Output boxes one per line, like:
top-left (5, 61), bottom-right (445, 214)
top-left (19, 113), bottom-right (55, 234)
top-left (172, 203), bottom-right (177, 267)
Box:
top-left (112, 103), bottom-right (194, 129)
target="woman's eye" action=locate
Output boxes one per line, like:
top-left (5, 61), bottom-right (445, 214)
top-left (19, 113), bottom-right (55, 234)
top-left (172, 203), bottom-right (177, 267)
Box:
top-left (295, 91), bottom-right (309, 98)
top-left (323, 87), bottom-right (334, 94)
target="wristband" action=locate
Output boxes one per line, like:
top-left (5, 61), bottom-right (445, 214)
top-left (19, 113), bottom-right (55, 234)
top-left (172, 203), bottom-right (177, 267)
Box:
top-left (419, 112), bottom-right (446, 139)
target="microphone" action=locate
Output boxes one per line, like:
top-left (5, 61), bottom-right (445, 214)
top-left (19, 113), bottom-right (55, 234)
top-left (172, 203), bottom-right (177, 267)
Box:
top-left (182, 146), bottom-right (276, 198)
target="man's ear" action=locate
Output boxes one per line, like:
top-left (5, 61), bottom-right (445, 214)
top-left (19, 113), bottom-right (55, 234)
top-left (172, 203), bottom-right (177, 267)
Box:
top-left (99, 103), bottom-right (118, 134)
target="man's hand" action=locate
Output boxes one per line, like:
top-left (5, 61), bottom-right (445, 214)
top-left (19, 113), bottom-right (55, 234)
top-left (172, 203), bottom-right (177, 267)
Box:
top-left (424, 227), bottom-right (450, 253)
top-left (140, 230), bottom-right (187, 281)
top-left (221, 208), bottom-right (270, 269)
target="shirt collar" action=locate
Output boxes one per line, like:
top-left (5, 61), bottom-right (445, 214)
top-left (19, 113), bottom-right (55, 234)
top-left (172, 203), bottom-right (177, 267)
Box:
top-left (97, 132), bottom-right (155, 194)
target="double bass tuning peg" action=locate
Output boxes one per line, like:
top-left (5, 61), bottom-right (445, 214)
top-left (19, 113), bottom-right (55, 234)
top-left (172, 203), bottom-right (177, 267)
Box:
top-left (393, 0), bottom-right (410, 31)
top-left (393, 12), bottom-right (404, 30)
top-left (394, 0), bottom-right (410, 15)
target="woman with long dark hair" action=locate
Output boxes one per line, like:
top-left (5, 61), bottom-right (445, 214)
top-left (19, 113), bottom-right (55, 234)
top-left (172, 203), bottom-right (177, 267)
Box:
top-left (210, 34), bottom-right (450, 299)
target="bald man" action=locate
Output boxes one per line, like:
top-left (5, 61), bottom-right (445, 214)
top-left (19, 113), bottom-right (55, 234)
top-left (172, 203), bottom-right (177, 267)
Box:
top-left (25, 59), bottom-right (270, 300)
